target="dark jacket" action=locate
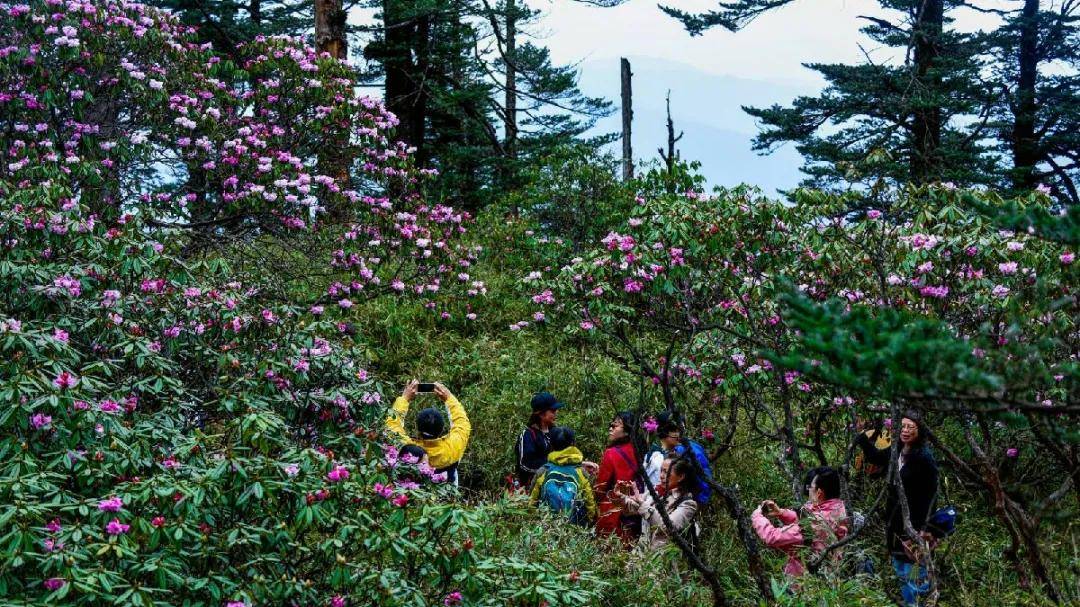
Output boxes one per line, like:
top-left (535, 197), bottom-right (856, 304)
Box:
top-left (857, 433), bottom-right (939, 561)
top-left (515, 425), bottom-right (550, 487)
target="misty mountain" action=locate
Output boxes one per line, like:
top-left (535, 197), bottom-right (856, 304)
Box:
top-left (575, 56), bottom-right (819, 196)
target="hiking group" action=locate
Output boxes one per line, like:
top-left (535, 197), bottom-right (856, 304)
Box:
top-left (387, 382), bottom-right (953, 607)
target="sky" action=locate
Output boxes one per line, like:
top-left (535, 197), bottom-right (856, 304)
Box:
top-left (520, 0), bottom-right (1009, 194)
top-left (350, 1), bottom-right (1011, 194)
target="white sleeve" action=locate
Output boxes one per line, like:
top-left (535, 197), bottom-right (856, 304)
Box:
top-left (644, 451), bottom-right (663, 487)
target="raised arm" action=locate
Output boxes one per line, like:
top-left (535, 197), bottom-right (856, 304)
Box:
top-left (385, 380), bottom-right (418, 442)
top-left (435, 383), bottom-right (471, 462)
top-left (855, 429), bottom-right (891, 468)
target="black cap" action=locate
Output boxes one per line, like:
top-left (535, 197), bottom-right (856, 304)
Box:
top-left (416, 407), bottom-right (445, 439)
top-left (531, 391), bottom-right (564, 413)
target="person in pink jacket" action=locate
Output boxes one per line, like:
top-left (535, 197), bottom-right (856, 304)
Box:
top-left (751, 467), bottom-right (849, 577)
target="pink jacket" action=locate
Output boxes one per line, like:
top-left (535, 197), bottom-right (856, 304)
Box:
top-left (751, 498), bottom-right (848, 577)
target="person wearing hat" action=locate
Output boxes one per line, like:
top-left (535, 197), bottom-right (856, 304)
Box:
top-left (386, 380), bottom-right (471, 485)
top-left (515, 391), bottom-right (564, 490)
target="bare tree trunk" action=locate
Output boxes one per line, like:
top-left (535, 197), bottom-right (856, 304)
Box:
top-left (620, 57), bottom-right (633, 181)
top-left (315, 0), bottom-right (347, 60)
top-left (657, 90), bottom-right (683, 194)
top-left (1011, 0), bottom-right (1040, 191)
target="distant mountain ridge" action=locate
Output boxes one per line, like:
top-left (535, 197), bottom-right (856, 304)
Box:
top-left (576, 56), bottom-right (820, 196)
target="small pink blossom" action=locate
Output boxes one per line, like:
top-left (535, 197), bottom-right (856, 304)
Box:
top-left (1061, 252), bottom-right (1075, 265)
top-left (105, 518), bottom-right (130, 535)
top-left (991, 285), bottom-right (1010, 298)
top-left (642, 416), bottom-right (658, 433)
top-left (31, 413), bottom-right (52, 430)
top-left (52, 328), bottom-right (69, 343)
top-left (98, 496), bottom-right (124, 512)
top-left (52, 371), bottom-right (78, 390)
top-left (43, 578), bottom-right (65, 591)
top-left (443, 591), bottom-right (463, 606)
top-left (326, 465), bottom-right (349, 482)
top-left (1006, 448), bottom-right (1019, 458)
top-left (998, 262), bottom-right (1018, 275)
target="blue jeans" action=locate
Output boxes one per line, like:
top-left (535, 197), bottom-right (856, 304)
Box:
top-left (892, 557), bottom-right (930, 606)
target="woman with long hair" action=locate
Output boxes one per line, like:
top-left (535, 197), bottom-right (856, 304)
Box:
top-left (594, 411), bottom-right (642, 547)
top-left (615, 455), bottom-right (700, 549)
top-left (856, 410), bottom-right (940, 606)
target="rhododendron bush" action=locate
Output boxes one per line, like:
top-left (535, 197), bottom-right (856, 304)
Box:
top-left (0, 1), bottom-right (599, 605)
top-left (526, 165), bottom-right (1078, 604)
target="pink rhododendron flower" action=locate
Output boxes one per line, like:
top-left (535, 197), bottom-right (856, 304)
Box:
top-left (392, 493), bottom-right (409, 507)
top-left (151, 516), bottom-right (166, 527)
top-left (52, 328), bottom-right (69, 343)
top-left (326, 465), bottom-right (349, 482)
top-left (105, 518), bottom-right (130, 535)
top-left (1006, 448), bottom-right (1019, 458)
top-left (30, 413), bottom-right (52, 430)
top-left (919, 285), bottom-right (949, 299)
top-left (43, 578), bottom-right (65, 591)
top-left (330, 596), bottom-right (346, 607)
top-left (1035, 183), bottom-right (1051, 195)
top-left (1062, 251), bottom-right (1075, 265)
top-left (52, 371), bottom-right (77, 390)
top-left (642, 416), bottom-right (658, 433)
top-left (46, 519), bottom-right (61, 533)
top-left (867, 209), bottom-right (882, 219)
top-left (992, 285), bottom-right (1010, 298)
top-left (444, 591), bottom-right (463, 606)
top-left (98, 497), bottom-right (123, 512)
top-left (998, 262), bottom-right (1018, 274)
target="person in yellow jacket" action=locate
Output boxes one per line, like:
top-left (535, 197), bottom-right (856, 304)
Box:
top-left (386, 380), bottom-right (471, 485)
top-left (529, 427), bottom-right (596, 525)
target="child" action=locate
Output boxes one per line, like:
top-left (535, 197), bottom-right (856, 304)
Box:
top-left (530, 426), bottom-right (596, 525)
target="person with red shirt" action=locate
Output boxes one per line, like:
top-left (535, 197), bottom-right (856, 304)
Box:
top-left (594, 411), bottom-right (642, 547)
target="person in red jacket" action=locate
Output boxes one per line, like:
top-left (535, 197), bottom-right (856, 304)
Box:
top-left (594, 411), bottom-right (642, 547)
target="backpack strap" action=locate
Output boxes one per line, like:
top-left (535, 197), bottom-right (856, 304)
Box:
top-left (608, 445), bottom-right (639, 491)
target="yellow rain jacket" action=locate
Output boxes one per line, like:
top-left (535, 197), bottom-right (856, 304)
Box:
top-left (529, 446), bottom-right (597, 522)
top-left (385, 395), bottom-right (471, 470)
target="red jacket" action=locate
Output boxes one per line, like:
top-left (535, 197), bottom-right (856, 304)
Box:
top-left (595, 441), bottom-right (639, 500)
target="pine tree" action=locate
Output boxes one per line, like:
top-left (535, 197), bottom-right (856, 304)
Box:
top-left (662, 1), bottom-right (997, 192)
top-left (362, 0), bottom-right (613, 209)
top-left (982, 0), bottom-right (1080, 204)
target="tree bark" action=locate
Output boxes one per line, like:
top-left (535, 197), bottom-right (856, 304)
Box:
top-left (1010, 0), bottom-right (1040, 191)
top-left (380, 1), bottom-right (429, 164)
top-left (910, 0), bottom-right (943, 184)
top-left (504, 0), bottom-right (517, 159)
top-left (621, 57), bottom-right (633, 181)
top-left (658, 90), bottom-right (683, 194)
top-left (315, 0), bottom-right (347, 60)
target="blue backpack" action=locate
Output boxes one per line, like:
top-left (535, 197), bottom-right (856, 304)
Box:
top-left (539, 463), bottom-right (588, 525)
top-left (926, 505), bottom-right (958, 538)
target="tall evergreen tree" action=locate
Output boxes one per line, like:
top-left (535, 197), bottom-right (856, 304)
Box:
top-left (361, 0), bottom-right (613, 209)
top-left (982, 0), bottom-right (1079, 204)
top-left (662, 1), bottom-right (997, 192)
